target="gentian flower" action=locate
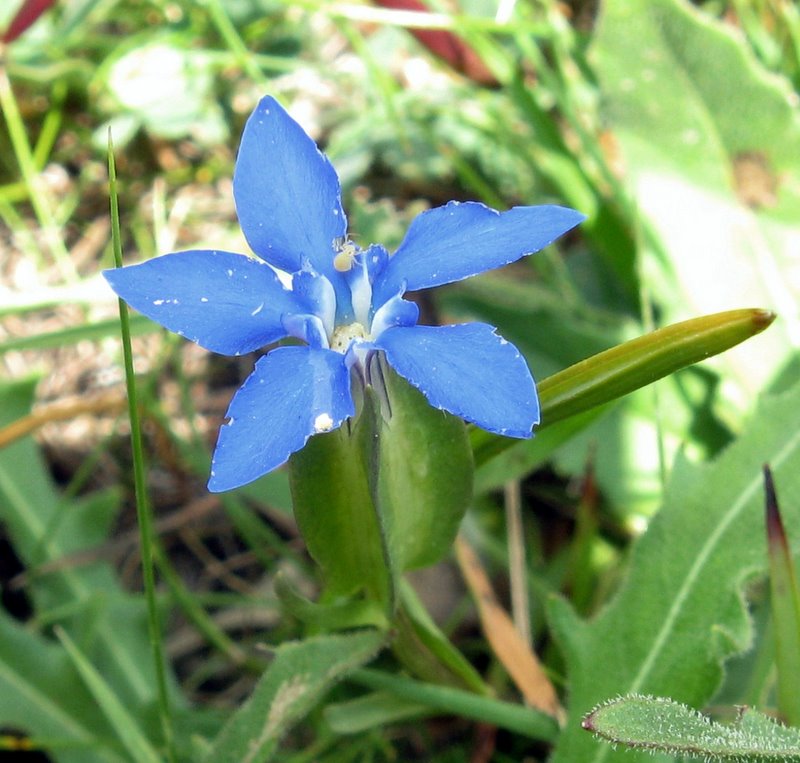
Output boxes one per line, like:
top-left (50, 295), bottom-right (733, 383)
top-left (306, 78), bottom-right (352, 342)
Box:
top-left (104, 96), bottom-right (585, 492)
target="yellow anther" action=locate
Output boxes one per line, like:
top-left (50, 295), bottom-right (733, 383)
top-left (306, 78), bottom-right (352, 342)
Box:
top-left (331, 322), bottom-right (367, 352)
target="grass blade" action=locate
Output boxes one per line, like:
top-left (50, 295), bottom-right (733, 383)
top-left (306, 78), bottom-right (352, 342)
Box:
top-left (764, 465), bottom-right (800, 726)
top-left (107, 133), bottom-right (176, 763)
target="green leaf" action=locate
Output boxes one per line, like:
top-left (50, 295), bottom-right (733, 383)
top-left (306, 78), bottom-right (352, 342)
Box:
top-left (370, 364), bottom-right (473, 572)
top-left (584, 694), bottom-right (800, 760)
top-left (290, 364), bottom-right (473, 603)
top-left (274, 573), bottom-right (389, 631)
top-left (470, 309), bottom-right (772, 508)
top-left (548, 380), bottom-right (800, 763)
top-left (391, 582), bottom-right (488, 694)
top-left (56, 627), bottom-right (162, 763)
top-left (537, 309), bottom-right (775, 427)
top-left (202, 630), bottom-right (385, 763)
top-left (0, 379), bottom-right (174, 713)
top-left (472, 404), bottom-right (606, 477)
top-left (0, 610), bottom-right (125, 763)
top-left (591, 0), bottom-right (800, 405)
top-left (0, 314), bottom-right (155, 354)
top-left (289, 419), bottom-right (393, 604)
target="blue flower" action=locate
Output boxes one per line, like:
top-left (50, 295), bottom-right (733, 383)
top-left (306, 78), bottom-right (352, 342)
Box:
top-left (104, 96), bottom-right (585, 492)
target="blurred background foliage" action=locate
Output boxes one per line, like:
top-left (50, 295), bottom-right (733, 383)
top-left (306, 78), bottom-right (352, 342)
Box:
top-left (0, 0), bottom-right (799, 761)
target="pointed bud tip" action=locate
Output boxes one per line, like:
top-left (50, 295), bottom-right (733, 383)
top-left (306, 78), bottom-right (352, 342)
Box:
top-left (751, 309), bottom-right (777, 332)
top-left (763, 464), bottom-right (787, 546)
top-left (581, 711), bottom-right (598, 731)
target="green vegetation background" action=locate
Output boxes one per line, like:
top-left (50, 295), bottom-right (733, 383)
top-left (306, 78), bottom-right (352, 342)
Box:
top-left (1, 0), bottom-right (799, 761)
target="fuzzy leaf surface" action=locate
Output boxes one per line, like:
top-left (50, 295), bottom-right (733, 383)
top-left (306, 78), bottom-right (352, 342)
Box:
top-left (203, 630), bottom-right (384, 763)
top-left (549, 380), bottom-right (800, 762)
top-left (584, 694), bottom-right (800, 760)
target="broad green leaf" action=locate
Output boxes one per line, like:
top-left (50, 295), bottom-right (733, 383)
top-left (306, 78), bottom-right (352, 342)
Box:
top-left (0, 379), bottom-right (182, 751)
top-left (289, 418), bottom-right (393, 604)
top-left (202, 630), bottom-right (385, 763)
top-left (371, 364), bottom-right (473, 572)
top-left (0, 610), bottom-right (124, 763)
top-left (548, 380), bottom-right (800, 763)
top-left (56, 628), bottom-right (162, 763)
top-left (584, 694), bottom-right (800, 760)
top-left (290, 365), bottom-right (473, 602)
top-left (591, 0), bottom-right (800, 407)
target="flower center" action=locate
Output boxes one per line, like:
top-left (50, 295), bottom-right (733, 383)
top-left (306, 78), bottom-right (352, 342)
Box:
top-left (330, 321), bottom-right (367, 353)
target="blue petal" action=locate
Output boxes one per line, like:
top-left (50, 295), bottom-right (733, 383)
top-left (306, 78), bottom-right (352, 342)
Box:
top-left (233, 96), bottom-right (347, 277)
top-left (292, 270), bottom-right (336, 337)
top-left (103, 251), bottom-right (303, 355)
top-left (373, 202), bottom-right (585, 305)
top-left (370, 289), bottom-right (419, 338)
top-left (208, 346), bottom-right (354, 491)
top-left (377, 323), bottom-right (539, 437)
top-left (282, 313), bottom-right (329, 348)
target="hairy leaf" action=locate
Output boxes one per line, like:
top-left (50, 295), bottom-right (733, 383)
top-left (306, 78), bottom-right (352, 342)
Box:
top-left (548, 380), bottom-right (800, 762)
top-left (584, 694), bottom-right (800, 760)
top-left (203, 630), bottom-right (385, 763)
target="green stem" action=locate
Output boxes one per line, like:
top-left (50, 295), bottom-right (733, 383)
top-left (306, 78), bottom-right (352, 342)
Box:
top-left (350, 668), bottom-right (559, 742)
top-left (108, 136), bottom-right (177, 763)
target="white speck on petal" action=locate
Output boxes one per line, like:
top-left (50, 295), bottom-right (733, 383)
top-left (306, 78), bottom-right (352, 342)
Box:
top-left (153, 299), bottom-right (165, 305)
top-left (314, 413), bottom-right (334, 433)
top-left (251, 302), bottom-right (264, 316)
top-left (226, 269), bottom-right (234, 277)
top-left (200, 297), bottom-right (209, 303)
